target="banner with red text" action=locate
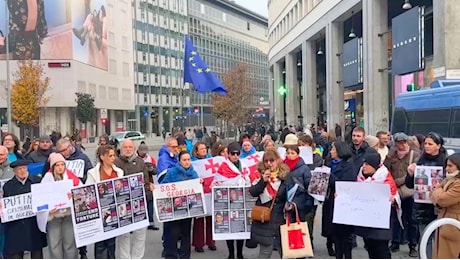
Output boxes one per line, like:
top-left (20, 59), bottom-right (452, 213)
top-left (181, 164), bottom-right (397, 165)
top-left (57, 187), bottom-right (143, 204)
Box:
top-left (153, 178), bottom-right (206, 222)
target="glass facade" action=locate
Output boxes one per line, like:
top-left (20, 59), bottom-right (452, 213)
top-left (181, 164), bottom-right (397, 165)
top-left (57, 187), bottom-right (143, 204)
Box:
top-left (188, 0), bottom-right (270, 108)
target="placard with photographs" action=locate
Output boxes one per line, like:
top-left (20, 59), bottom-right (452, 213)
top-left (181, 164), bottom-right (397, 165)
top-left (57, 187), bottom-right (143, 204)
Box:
top-left (414, 166), bottom-right (444, 204)
top-left (70, 173), bottom-right (149, 248)
top-left (153, 179), bottom-right (206, 222)
top-left (307, 166), bottom-right (331, 202)
top-left (212, 186), bottom-right (255, 240)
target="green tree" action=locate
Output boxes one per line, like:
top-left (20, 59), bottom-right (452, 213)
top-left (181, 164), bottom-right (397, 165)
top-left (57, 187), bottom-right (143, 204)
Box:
top-left (75, 92), bottom-right (96, 124)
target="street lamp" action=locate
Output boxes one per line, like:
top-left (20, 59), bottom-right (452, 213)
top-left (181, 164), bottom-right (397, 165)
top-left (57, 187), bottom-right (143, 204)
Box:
top-left (349, 11), bottom-right (356, 38)
top-left (402, 0), bottom-right (412, 10)
top-left (317, 47), bottom-right (324, 55)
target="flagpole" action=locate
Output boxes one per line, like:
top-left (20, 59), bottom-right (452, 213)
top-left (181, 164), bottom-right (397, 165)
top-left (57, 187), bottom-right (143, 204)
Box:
top-left (5, 1), bottom-right (12, 133)
top-left (200, 94), bottom-right (204, 127)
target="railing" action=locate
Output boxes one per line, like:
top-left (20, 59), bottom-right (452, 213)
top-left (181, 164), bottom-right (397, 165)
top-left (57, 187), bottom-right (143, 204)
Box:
top-left (419, 218), bottom-right (460, 259)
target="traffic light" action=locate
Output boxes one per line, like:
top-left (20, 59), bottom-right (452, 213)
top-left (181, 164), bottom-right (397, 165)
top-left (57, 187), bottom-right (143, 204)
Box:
top-left (406, 83), bottom-right (419, 91)
top-left (278, 86), bottom-right (288, 96)
top-left (101, 118), bottom-right (108, 125)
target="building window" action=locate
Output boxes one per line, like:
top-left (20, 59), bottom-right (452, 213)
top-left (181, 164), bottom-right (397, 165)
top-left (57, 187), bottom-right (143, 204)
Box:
top-left (166, 95), bottom-right (169, 104)
top-left (174, 39), bottom-right (178, 48)
top-left (165, 77), bottom-right (169, 85)
top-left (247, 22), bottom-right (250, 30)
top-left (176, 95), bottom-right (179, 104)
top-left (165, 58), bottom-right (169, 66)
top-left (154, 74), bottom-right (158, 83)
top-left (155, 95), bottom-right (159, 103)
top-left (164, 38), bottom-right (168, 45)
top-left (154, 55), bottom-right (158, 63)
top-left (142, 52), bottom-right (146, 61)
top-left (143, 73), bottom-right (147, 82)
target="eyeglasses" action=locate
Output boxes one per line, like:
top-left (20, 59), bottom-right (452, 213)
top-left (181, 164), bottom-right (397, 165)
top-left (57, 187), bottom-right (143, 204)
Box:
top-left (264, 159), bottom-right (275, 163)
top-left (230, 151), bottom-right (240, 156)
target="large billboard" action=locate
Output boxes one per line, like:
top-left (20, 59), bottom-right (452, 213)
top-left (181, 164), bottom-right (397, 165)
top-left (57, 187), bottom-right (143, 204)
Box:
top-left (0, 0), bottom-right (108, 70)
top-left (71, 0), bottom-right (108, 70)
top-left (391, 6), bottom-right (424, 76)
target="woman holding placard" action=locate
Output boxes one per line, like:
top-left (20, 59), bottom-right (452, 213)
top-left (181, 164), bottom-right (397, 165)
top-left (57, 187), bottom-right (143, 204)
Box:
top-left (86, 145), bottom-right (124, 259)
top-left (41, 152), bottom-right (82, 259)
top-left (322, 141), bottom-right (355, 259)
top-left (406, 132), bottom-right (447, 258)
top-left (430, 153), bottom-right (460, 259)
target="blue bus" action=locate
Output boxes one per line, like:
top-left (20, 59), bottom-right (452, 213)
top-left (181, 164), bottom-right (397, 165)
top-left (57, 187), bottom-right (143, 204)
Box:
top-left (392, 85), bottom-right (460, 151)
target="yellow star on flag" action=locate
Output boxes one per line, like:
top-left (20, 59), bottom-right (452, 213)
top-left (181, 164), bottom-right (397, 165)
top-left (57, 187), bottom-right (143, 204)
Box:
top-left (191, 63), bottom-right (196, 67)
top-left (197, 68), bottom-right (203, 73)
top-left (191, 51), bottom-right (197, 55)
top-left (189, 57), bottom-right (194, 62)
top-left (205, 68), bottom-right (211, 73)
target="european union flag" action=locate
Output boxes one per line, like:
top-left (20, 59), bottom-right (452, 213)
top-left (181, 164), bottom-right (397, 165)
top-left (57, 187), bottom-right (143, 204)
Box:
top-left (183, 36), bottom-right (227, 95)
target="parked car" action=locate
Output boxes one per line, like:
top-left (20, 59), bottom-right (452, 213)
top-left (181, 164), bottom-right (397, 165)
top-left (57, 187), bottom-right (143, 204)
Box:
top-left (111, 131), bottom-right (145, 145)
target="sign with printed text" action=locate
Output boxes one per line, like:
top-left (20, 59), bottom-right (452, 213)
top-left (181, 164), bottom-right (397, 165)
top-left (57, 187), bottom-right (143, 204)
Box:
top-left (31, 180), bottom-right (73, 212)
top-left (70, 173), bottom-right (149, 247)
top-left (153, 179), bottom-right (206, 222)
top-left (413, 166), bottom-right (444, 204)
top-left (0, 193), bottom-right (35, 223)
top-left (66, 160), bottom-right (85, 178)
top-left (333, 182), bottom-right (391, 229)
top-left (211, 186), bottom-right (256, 240)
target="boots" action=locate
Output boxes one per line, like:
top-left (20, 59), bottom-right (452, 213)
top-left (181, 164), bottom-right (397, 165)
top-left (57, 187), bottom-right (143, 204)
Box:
top-left (326, 238), bottom-right (335, 257)
top-left (226, 240), bottom-right (244, 259)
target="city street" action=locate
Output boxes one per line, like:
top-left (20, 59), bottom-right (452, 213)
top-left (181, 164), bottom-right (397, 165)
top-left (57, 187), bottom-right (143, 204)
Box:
top-left (58, 143), bottom-right (416, 259)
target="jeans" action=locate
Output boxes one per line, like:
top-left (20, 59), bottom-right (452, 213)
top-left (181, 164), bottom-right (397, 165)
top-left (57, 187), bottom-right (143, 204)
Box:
top-left (164, 219), bottom-right (192, 259)
top-left (147, 199), bottom-right (155, 225)
top-left (6, 250), bottom-right (43, 259)
top-left (333, 228), bottom-right (353, 259)
top-left (418, 223), bottom-right (434, 258)
top-left (94, 238), bottom-right (115, 259)
top-left (392, 198), bottom-right (418, 247)
top-left (305, 205), bottom-right (317, 244)
top-left (363, 239), bottom-right (391, 259)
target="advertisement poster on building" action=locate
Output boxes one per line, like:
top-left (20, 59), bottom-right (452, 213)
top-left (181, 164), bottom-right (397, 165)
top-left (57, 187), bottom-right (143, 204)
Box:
top-left (71, 0), bottom-right (108, 70)
top-left (70, 173), bottom-right (148, 247)
top-left (212, 186), bottom-right (256, 240)
top-left (0, 0), bottom-right (73, 60)
top-left (307, 167), bottom-right (331, 202)
top-left (153, 179), bottom-right (206, 222)
top-left (413, 166), bottom-right (444, 204)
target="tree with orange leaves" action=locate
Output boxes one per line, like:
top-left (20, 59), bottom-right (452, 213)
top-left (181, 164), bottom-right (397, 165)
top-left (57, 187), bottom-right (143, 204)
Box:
top-left (11, 60), bottom-right (50, 127)
top-left (212, 63), bottom-right (252, 129)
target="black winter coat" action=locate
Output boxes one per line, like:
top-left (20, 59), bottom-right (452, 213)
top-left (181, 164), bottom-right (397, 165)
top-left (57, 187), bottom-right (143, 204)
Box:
top-left (405, 152), bottom-right (447, 225)
top-left (349, 142), bottom-right (376, 174)
top-left (354, 206), bottom-right (396, 241)
top-left (321, 160), bottom-right (356, 237)
top-left (284, 158), bottom-right (314, 222)
top-left (2, 175), bottom-right (47, 253)
top-left (26, 148), bottom-right (53, 163)
top-left (249, 177), bottom-right (288, 246)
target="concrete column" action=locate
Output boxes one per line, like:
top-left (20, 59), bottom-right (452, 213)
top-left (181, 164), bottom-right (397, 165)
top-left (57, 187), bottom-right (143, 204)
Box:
top-left (362, 0), bottom-right (389, 135)
top-left (433, 0), bottom-right (460, 76)
top-left (122, 111), bottom-right (128, 131)
top-left (269, 67), bottom-right (274, 121)
top-left (109, 110), bottom-right (116, 134)
top-left (147, 106), bottom-right (153, 136)
top-left (302, 40), bottom-right (318, 128)
top-left (325, 22), bottom-right (345, 131)
top-left (168, 107), bottom-right (174, 131)
top-left (158, 106), bottom-right (164, 132)
top-left (273, 62), bottom-right (284, 125)
top-left (285, 52), bottom-right (299, 126)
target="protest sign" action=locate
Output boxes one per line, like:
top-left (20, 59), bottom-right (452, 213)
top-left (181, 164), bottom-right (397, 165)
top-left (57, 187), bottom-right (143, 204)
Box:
top-left (212, 186), bottom-right (257, 240)
top-left (153, 178), bottom-right (206, 222)
top-left (0, 193), bottom-right (35, 223)
top-left (31, 180), bottom-right (73, 212)
top-left (277, 147), bottom-right (313, 164)
top-left (414, 166), bottom-right (444, 204)
top-left (70, 173), bottom-right (149, 247)
top-left (333, 182), bottom-right (391, 229)
top-left (66, 159), bottom-right (85, 178)
top-left (307, 167), bottom-right (331, 202)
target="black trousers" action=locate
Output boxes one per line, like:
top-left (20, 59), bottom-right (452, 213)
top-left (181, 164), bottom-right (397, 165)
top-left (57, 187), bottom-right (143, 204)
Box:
top-left (334, 230), bottom-right (353, 259)
top-left (6, 250), bottom-right (43, 259)
top-left (94, 238), bottom-right (116, 259)
top-left (164, 218), bottom-right (192, 259)
top-left (226, 240), bottom-right (244, 258)
top-left (363, 238), bottom-right (391, 259)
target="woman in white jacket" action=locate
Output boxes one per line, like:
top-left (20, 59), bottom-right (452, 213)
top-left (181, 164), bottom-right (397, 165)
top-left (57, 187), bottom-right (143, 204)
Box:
top-left (87, 145), bottom-right (124, 259)
top-left (41, 152), bottom-right (82, 259)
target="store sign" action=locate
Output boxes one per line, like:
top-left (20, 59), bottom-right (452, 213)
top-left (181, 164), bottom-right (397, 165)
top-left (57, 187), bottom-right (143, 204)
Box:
top-left (342, 37), bottom-right (362, 87)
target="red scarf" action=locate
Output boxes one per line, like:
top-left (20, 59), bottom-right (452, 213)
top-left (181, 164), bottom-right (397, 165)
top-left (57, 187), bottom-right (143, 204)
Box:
top-left (284, 157), bottom-right (300, 171)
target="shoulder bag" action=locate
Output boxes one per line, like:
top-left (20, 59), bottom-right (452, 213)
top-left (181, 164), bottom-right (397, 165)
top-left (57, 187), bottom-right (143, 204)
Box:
top-left (251, 195), bottom-right (276, 223)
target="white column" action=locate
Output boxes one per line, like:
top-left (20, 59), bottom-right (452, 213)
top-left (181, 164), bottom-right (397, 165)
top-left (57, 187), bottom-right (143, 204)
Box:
top-left (325, 22), bottom-right (345, 131)
top-left (302, 40), bottom-right (318, 127)
top-left (362, 0), bottom-right (389, 135)
top-left (147, 106), bottom-right (153, 136)
top-left (168, 107), bottom-right (174, 131)
top-left (285, 52), bottom-right (298, 126)
top-left (273, 62), bottom-right (284, 125)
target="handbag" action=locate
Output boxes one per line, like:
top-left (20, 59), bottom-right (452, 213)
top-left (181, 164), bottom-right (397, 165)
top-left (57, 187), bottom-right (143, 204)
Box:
top-left (251, 196), bottom-right (276, 223)
top-left (280, 203), bottom-right (314, 259)
top-left (399, 150), bottom-right (415, 199)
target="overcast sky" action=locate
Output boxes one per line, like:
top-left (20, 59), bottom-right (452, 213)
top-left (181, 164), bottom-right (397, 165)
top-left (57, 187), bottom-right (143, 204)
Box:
top-left (233, 0), bottom-right (269, 18)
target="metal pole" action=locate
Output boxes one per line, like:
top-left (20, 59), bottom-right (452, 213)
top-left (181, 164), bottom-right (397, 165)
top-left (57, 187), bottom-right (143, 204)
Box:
top-left (5, 1), bottom-right (12, 133)
top-left (200, 94), bottom-right (204, 127)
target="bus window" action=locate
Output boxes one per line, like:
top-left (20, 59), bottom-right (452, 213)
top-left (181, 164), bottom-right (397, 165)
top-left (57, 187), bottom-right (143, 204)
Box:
top-left (392, 109), bottom-right (407, 133)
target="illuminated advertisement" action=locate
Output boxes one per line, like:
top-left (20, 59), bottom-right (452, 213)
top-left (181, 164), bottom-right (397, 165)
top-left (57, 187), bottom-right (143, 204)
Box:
top-left (0, 0), bottom-right (108, 71)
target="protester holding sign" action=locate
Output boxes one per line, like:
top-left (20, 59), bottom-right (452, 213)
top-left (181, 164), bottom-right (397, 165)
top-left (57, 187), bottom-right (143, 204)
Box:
top-left (249, 149), bottom-right (289, 258)
top-left (405, 132), bottom-right (447, 258)
top-left (40, 153), bottom-right (82, 259)
top-left (2, 160), bottom-right (47, 258)
top-left (160, 151), bottom-right (200, 259)
top-left (86, 145), bottom-right (124, 259)
top-left (322, 141), bottom-right (355, 258)
top-left (430, 153), bottom-right (460, 259)
top-left (0, 145), bottom-right (13, 258)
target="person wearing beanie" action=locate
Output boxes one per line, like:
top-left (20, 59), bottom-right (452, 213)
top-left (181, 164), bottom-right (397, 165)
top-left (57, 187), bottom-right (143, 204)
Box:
top-left (39, 152), bottom-right (82, 259)
top-left (354, 152), bottom-right (400, 259)
top-left (26, 135), bottom-right (54, 163)
top-left (365, 135), bottom-right (379, 151)
top-left (240, 137), bottom-right (256, 159)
